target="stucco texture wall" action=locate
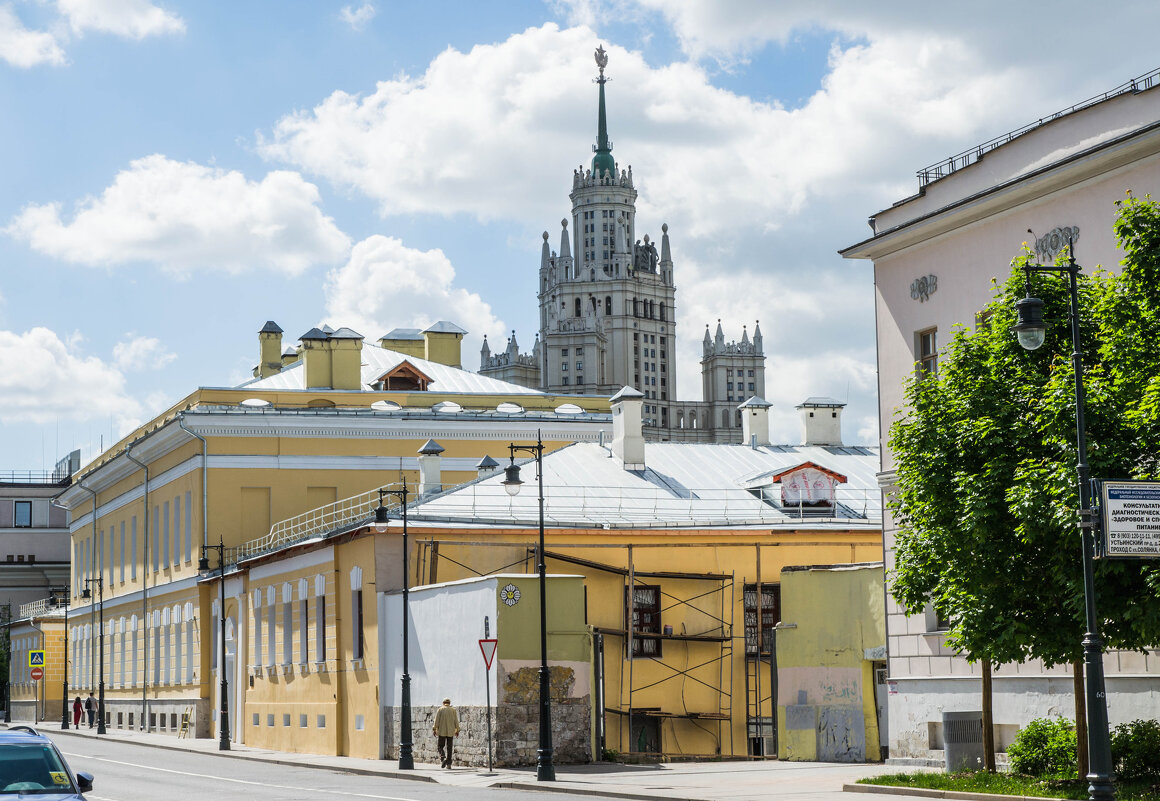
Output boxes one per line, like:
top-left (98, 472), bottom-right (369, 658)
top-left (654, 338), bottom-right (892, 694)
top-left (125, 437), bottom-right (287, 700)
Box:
top-left (776, 564), bottom-right (884, 762)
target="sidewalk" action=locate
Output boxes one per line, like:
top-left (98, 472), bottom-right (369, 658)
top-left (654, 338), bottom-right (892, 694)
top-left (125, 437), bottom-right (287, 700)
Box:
top-left (8, 718), bottom-right (910, 801)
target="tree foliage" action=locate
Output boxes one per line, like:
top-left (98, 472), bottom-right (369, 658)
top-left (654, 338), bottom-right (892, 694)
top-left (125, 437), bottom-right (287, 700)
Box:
top-left (889, 192), bottom-right (1160, 668)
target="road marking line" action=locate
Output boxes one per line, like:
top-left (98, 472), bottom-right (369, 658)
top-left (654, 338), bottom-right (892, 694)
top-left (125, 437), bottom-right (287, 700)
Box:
top-left (61, 752), bottom-right (426, 801)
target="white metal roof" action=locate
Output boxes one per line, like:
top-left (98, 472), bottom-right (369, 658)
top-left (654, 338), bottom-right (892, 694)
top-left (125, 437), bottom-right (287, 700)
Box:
top-left (407, 440), bottom-right (881, 529)
top-left (239, 345), bottom-right (546, 396)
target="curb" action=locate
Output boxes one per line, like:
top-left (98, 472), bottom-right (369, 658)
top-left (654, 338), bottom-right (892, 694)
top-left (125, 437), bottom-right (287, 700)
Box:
top-left (496, 781), bottom-right (712, 801)
top-left (29, 725), bottom-right (437, 784)
top-left (843, 783), bottom-right (1067, 801)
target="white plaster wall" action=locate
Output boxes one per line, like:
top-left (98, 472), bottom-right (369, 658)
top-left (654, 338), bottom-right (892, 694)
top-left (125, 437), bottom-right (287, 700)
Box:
top-left (381, 578), bottom-right (498, 708)
top-left (889, 674), bottom-right (1160, 759)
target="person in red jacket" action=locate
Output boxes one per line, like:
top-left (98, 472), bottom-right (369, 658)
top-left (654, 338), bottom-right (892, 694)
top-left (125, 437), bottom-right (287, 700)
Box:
top-left (71, 696), bottom-right (82, 727)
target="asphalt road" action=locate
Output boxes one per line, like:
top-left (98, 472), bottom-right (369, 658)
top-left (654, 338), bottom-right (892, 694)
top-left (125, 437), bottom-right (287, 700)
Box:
top-left (56, 738), bottom-right (597, 801)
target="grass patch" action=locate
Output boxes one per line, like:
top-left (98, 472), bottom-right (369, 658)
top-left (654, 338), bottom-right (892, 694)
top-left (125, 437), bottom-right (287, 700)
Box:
top-left (857, 771), bottom-right (1160, 801)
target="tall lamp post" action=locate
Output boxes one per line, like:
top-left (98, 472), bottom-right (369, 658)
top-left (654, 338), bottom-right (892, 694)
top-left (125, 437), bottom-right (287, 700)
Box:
top-left (1012, 239), bottom-right (1114, 801)
top-left (374, 481), bottom-right (413, 769)
top-left (49, 588), bottom-right (70, 729)
top-left (80, 577), bottom-right (105, 735)
top-left (501, 430), bottom-right (555, 782)
top-left (198, 538), bottom-right (231, 751)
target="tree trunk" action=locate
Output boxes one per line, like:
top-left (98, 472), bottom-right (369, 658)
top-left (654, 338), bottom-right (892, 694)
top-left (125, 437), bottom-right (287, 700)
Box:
top-left (982, 659), bottom-right (996, 771)
top-left (1074, 658), bottom-right (1088, 779)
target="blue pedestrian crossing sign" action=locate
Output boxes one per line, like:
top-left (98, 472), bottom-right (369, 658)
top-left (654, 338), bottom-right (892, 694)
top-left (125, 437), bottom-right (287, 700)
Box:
top-left (28, 650), bottom-right (44, 668)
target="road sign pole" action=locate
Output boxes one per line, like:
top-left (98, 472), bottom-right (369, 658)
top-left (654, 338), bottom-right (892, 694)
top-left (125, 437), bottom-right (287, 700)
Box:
top-left (479, 633), bottom-right (498, 773)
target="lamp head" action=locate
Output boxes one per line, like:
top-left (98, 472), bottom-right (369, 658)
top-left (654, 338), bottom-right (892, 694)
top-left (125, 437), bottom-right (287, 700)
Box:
top-left (373, 503), bottom-right (390, 533)
top-left (198, 554), bottom-right (211, 573)
top-left (81, 586), bottom-right (91, 600)
top-left (1013, 295), bottom-right (1046, 351)
top-left (502, 462), bottom-right (523, 496)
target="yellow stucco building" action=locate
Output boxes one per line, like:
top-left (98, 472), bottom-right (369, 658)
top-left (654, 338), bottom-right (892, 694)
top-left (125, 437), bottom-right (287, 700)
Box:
top-left (36, 322), bottom-right (610, 747)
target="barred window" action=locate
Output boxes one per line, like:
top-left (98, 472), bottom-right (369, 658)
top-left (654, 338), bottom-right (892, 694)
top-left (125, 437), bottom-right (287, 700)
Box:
top-left (743, 583), bottom-right (780, 656)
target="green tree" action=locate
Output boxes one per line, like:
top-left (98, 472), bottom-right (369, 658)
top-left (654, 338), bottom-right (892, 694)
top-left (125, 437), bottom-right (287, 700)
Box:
top-left (888, 193), bottom-right (1160, 771)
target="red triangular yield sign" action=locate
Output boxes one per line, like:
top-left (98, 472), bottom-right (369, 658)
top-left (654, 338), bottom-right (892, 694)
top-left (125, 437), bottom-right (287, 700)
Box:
top-left (479, 638), bottom-right (498, 670)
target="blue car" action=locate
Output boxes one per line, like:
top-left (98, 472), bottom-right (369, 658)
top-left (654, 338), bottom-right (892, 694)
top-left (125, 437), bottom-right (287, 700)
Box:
top-left (0, 727), bottom-right (93, 798)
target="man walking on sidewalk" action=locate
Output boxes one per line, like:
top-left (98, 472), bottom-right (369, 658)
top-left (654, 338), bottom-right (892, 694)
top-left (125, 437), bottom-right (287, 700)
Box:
top-left (433, 698), bottom-right (459, 769)
top-left (84, 693), bottom-right (95, 728)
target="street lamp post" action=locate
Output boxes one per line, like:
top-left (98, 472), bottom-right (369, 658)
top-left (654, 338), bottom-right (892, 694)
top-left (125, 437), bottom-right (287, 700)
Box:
top-left (80, 577), bottom-right (105, 735)
top-left (374, 481), bottom-right (413, 770)
top-left (198, 539), bottom-right (231, 751)
top-left (49, 588), bottom-right (70, 729)
top-left (1012, 239), bottom-right (1115, 801)
top-left (501, 430), bottom-right (555, 782)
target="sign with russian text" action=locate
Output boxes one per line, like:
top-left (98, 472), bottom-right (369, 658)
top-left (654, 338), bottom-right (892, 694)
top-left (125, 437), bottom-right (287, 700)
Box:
top-left (1100, 481), bottom-right (1160, 558)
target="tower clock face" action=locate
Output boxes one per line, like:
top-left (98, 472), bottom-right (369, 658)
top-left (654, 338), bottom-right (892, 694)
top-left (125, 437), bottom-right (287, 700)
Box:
top-left (500, 583), bottom-right (522, 606)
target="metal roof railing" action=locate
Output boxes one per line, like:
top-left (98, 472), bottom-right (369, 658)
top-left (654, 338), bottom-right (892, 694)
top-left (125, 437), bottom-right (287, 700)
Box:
top-left (18, 598), bottom-right (63, 619)
top-left (234, 484), bottom-right (404, 563)
top-left (917, 67), bottom-right (1160, 187)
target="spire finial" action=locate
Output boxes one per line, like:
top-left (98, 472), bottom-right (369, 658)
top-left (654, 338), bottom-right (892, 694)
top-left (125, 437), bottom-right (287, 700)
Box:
top-left (591, 44), bottom-right (615, 177)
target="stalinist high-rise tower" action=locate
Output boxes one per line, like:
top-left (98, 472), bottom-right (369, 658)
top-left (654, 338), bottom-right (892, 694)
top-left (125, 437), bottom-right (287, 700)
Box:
top-left (480, 46), bottom-right (765, 442)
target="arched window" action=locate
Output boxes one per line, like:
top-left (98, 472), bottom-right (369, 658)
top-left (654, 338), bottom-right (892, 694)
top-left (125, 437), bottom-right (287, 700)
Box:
top-left (172, 605), bottom-right (182, 686)
top-left (605, 296), bottom-right (612, 315)
top-left (659, 303), bottom-right (666, 322)
top-left (350, 566), bottom-right (365, 661)
top-left (690, 411), bottom-right (698, 429)
top-left (129, 615), bottom-right (138, 688)
top-left (574, 297), bottom-right (582, 317)
top-left (722, 409), bottom-right (730, 428)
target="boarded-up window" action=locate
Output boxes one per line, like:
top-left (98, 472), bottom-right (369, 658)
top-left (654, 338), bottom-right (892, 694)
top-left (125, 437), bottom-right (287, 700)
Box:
top-left (743, 584), bottom-right (780, 656)
top-left (625, 585), bottom-right (661, 658)
top-left (241, 487), bottom-right (272, 541)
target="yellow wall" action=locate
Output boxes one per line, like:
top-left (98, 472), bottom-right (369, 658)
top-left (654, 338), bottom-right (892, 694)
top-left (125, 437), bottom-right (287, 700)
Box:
top-left (775, 565), bottom-right (885, 762)
top-left (408, 527), bottom-right (882, 759)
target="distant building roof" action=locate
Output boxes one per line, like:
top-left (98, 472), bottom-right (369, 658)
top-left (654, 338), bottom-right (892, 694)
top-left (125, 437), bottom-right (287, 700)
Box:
top-left (382, 328), bottom-right (424, 341)
top-left (797, 397), bottom-right (845, 408)
top-left (423, 321), bottom-right (468, 335)
top-left (239, 345), bottom-right (546, 396)
top-left (259, 321), bottom-right (283, 334)
top-left (406, 440), bottom-right (881, 530)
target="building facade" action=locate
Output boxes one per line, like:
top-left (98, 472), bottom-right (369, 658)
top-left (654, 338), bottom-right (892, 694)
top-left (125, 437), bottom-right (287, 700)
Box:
top-left (34, 321), bottom-right (611, 746)
top-left (841, 68), bottom-right (1160, 762)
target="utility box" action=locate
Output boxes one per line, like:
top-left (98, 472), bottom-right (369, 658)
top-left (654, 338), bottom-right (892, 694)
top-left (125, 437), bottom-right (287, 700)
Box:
top-left (942, 711), bottom-right (983, 772)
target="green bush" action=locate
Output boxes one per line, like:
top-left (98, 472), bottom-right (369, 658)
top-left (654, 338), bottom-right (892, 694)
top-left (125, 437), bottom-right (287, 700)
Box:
top-left (1006, 717), bottom-right (1077, 778)
top-left (1111, 718), bottom-right (1160, 780)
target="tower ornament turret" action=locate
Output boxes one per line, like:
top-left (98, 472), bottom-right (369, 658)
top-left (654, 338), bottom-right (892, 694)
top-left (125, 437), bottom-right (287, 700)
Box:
top-left (595, 45), bottom-right (608, 75)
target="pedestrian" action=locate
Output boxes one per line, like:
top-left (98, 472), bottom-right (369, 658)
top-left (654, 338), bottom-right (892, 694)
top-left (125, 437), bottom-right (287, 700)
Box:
top-left (71, 696), bottom-right (82, 728)
top-left (432, 698), bottom-right (459, 769)
top-left (84, 692), bottom-right (95, 728)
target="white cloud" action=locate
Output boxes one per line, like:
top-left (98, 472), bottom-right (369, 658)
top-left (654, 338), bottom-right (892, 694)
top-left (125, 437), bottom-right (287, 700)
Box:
top-left (339, 3), bottom-right (375, 31)
top-left (0, 5), bottom-right (66, 67)
top-left (113, 335), bottom-right (176, 371)
top-left (5, 154), bottom-right (351, 276)
top-left (0, 327), bottom-right (142, 427)
top-left (324, 235), bottom-right (506, 359)
top-left (57, 0), bottom-right (184, 39)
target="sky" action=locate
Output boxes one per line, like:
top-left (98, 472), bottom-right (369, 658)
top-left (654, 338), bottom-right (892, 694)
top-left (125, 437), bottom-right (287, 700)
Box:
top-left (3, 0), bottom-right (1160, 471)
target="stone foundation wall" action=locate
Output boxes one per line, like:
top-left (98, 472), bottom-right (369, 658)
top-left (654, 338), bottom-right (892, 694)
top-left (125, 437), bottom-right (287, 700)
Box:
top-left (383, 697), bottom-right (591, 767)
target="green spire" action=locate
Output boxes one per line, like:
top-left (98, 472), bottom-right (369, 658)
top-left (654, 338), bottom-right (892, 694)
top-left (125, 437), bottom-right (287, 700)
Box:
top-left (591, 45), bottom-right (615, 178)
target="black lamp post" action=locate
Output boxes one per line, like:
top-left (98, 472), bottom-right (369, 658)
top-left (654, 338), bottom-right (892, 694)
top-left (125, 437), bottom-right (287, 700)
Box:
top-left (80, 577), bottom-right (105, 735)
top-left (502, 430), bottom-right (555, 782)
top-left (49, 588), bottom-right (70, 729)
top-left (198, 538), bottom-right (231, 751)
top-left (1012, 239), bottom-right (1115, 801)
top-left (374, 481), bottom-right (413, 770)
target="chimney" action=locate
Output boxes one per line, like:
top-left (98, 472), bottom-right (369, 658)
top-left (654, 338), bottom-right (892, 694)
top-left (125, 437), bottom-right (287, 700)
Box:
top-left (797, 397), bottom-right (845, 446)
top-left (257, 321), bottom-right (284, 378)
top-left (738, 396), bottom-right (772, 447)
top-left (476, 455), bottom-right (500, 479)
top-left (422, 321), bottom-right (468, 368)
top-left (610, 386), bottom-right (646, 470)
top-left (327, 327), bottom-right (365, 390)
top-left (417, 439), bottom-right (445, 495)
top-left (299, 327), bottom-right (331, 389)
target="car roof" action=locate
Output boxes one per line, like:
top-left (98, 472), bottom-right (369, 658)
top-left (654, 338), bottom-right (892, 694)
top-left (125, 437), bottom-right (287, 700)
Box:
top-left (0, 728), bottom-right (55, 745)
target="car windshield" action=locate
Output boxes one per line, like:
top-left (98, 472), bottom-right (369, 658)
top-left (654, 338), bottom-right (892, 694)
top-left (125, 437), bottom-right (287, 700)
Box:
top-left (0, 743), bottom-right (74, 794)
